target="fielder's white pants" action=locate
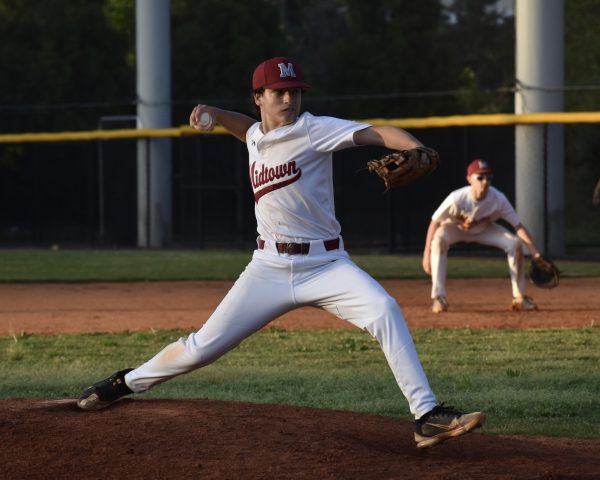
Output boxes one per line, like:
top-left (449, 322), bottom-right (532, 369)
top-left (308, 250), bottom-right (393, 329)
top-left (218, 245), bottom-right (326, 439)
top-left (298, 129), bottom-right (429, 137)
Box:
top-left (430, 223), bottom-right (526, 299)
top-left (126, 240), bottom-right (437, 419)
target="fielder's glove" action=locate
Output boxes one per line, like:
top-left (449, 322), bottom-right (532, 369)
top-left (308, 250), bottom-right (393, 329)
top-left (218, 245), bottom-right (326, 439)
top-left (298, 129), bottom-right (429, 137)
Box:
top-left (529, 255), bottom-right (560, 289)
top-left (367, 147), bottom-right (439, 190)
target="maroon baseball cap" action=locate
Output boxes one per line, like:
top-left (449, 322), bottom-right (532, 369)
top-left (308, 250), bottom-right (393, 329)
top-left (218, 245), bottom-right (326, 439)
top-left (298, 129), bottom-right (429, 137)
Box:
top-left (252, 57), bottom-right (311, 91)
top-left (467, 159), bottom-right (493, 176)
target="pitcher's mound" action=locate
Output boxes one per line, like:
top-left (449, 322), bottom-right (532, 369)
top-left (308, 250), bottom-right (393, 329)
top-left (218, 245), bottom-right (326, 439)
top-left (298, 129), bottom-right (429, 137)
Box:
top-left (2, 398), bottom-right (599, 479)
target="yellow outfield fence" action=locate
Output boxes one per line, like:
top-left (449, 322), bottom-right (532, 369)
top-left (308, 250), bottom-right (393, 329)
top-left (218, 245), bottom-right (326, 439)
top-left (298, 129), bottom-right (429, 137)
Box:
top-left (1, 111), bottom-right (600, 144)
top-left (368, 111), bottom-right (600, 128)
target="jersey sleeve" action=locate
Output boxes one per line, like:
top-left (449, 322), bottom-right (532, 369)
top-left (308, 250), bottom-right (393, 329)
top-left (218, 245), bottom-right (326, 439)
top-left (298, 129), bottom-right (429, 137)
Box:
top-left (497, 191), bottom-right (520, 227)
top-left (245, 122), bottom-right (261, 144)
top-left (431, 193), bottom-right (455, 221)
top-left (306, 114), bottom-right (371, 152)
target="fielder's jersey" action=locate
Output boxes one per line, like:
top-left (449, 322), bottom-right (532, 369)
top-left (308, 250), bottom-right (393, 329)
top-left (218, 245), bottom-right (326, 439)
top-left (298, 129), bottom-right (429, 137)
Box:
top-left (432, 185), bottom-right (520, 233)
top-left (246, 112), bottom-right (369, 242)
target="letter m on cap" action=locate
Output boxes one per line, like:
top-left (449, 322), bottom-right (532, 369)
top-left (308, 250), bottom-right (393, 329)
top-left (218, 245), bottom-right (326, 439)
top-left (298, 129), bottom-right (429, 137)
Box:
top-left (278, 62), bottom-right (296, 79)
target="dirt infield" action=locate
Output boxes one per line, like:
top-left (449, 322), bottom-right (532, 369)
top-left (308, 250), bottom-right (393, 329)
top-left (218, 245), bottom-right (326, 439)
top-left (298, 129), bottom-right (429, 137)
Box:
top-left (1, 278), bottom-right (599, 335)
top-left (1, 278), bottom-right (600, 479)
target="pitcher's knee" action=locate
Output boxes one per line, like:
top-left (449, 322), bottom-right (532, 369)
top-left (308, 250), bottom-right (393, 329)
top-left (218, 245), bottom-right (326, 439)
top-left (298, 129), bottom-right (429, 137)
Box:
top-left (364, 294), bottom-right (410, 345)
top-left (505, 237), bottom-right (522, 256)
top-left (368, 294), bottom-right (405, 331)
top-left (431, 234), bottom-right (448, 254)
top-left (515, 245), bottom-right (524, 263)
top-left (372, 293), bottom-right (401, 314)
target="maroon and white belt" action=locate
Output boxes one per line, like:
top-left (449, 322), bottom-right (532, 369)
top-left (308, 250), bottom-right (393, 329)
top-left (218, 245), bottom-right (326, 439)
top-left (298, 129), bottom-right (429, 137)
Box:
top-left (258, 238), bottom-right (340, 255)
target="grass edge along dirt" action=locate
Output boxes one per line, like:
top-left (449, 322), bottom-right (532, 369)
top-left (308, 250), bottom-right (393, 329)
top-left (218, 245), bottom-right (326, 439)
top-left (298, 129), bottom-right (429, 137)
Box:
top-left (1, 249), bottom-right (600, 282)
top-left (1, 327), bottom-right (598, 439)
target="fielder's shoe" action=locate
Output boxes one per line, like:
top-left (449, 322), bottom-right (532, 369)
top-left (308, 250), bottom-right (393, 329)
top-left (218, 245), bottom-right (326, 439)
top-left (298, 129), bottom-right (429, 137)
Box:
top-left (432, 296), bottom-right (449, 313)
top-left (78, 368), bottom-right (134, 411)
top-left (510, 296), bottom-right (538, 311)
top-left (414, 404), bottom-right (486, 448)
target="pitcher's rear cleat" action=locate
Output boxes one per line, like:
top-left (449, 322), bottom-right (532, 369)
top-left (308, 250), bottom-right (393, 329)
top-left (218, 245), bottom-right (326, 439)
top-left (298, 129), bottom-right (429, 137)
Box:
top-left (78, 368), bottom-right (134, 411)
top-left (414, 404), bottom-right (486, 448)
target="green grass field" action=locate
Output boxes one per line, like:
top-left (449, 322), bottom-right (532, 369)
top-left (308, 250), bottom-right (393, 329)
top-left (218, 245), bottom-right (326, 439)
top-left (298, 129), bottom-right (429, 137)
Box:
top-left (1, 328), bottom-right (598, 438)
top-left (1, 249), bottom-right (599, 439)
top-left (1, 249), bottom-right (600, 282)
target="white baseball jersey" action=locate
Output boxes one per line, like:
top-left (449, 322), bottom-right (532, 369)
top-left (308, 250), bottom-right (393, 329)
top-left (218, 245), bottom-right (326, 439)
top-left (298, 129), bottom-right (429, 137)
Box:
top-left (126, 111), bottom-right (439, 420)
top-left (432, 185), bottom-right (520, 234)
top-left (428, 185), bottom-right (526, 299)
top-left (246, 112), bottom-right (368, 242)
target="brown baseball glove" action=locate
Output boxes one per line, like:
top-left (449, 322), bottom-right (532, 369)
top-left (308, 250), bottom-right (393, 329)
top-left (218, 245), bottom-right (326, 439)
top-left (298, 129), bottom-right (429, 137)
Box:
top-left (528, 255), bottom-right (560, 289)
top-left (367, 147), bottom-right (439, 190)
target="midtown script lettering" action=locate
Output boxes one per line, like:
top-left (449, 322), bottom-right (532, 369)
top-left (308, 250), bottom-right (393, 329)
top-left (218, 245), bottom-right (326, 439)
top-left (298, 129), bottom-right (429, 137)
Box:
top-left (250, 160), bottom-right (302, 202)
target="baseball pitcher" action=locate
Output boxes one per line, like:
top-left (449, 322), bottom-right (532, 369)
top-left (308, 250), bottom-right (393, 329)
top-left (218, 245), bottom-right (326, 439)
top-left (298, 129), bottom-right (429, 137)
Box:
top-left (78, 56), bottom-right (485, 448)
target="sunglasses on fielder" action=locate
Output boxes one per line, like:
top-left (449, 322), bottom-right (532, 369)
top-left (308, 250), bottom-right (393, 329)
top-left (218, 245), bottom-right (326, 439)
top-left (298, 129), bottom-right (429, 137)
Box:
top-left (476, 174), bottom-right (494, 181)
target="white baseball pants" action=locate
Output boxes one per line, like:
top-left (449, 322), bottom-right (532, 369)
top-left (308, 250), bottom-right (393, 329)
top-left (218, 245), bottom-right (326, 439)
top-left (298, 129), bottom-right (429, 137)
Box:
top-left (126, 239), bottom-right (437, 419)
top-left (430, 223), bottom-right (526, 299)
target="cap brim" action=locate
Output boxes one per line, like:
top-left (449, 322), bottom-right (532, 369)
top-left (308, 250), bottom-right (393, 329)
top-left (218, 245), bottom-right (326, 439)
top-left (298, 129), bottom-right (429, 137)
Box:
top-left (470, 169), bottom-right (493, 176)
top-left (261, 81), bottom-right (311, 90)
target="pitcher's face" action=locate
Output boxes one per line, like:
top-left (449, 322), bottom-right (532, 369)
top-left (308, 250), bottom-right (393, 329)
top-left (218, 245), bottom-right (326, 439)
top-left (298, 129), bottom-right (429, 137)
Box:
top-left (254, 88), bottom-right (302, 130)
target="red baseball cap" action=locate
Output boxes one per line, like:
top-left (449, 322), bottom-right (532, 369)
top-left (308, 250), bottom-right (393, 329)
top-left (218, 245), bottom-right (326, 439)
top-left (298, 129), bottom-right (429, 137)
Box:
top-left (467, 159), bottom-right (493, 177)
top-left (252, 57), bottom-right (310, 91)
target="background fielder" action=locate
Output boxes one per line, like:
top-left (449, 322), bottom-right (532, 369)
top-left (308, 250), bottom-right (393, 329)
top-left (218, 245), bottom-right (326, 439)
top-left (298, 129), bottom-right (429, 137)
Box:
top-left (78, 56), bottom-right (485, 448)
top-left (422, 159), bottom-right (543, 313)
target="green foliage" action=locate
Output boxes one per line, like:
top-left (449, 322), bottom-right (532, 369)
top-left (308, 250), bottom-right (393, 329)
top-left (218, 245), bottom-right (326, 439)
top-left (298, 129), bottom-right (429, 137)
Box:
top-left (1, 0), bottom-right (600, 251)
top-left (565, 0), bottom-right (600, 111)
top-left (0, 0), bottom-right (133, 132)
top-left (0, 0), bottom-right (522, 130)
top-left (170, 0), bottom-right (286, 108)
top-left (104, 0), bottom-right (134, 35)
top-left (2, 0), bottom-right (599, 125)
top-left (1, 327), bottom-right (598, 438)
top-left (563, 2), bottom-right (600, 247)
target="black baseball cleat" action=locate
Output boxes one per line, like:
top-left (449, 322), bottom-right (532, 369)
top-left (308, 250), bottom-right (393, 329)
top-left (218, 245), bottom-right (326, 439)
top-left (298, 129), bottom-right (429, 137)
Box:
top-left (77, 368), bottom-right (134, 411)
top-left (414, 404), bottom-right (486, 448)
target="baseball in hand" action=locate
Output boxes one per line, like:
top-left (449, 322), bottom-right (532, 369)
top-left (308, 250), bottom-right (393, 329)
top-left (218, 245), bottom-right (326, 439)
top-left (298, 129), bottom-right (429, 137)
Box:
top-left (199, 111), bottom-right (213, 129)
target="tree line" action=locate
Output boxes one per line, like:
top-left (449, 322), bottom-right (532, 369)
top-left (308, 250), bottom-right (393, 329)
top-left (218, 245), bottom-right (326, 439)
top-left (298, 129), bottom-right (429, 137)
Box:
top-left (0, 0), bottom-right (599, 247)
top-left (0, 0), bottom-right (516, 133)
top-left (1, 0), bottom-right (598, 133)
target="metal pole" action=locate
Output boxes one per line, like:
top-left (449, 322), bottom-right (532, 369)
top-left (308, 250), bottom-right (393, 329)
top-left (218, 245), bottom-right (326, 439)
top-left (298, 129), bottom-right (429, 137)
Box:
top-left (136, 0), bottom-right (172, 247)
top-left (515, 0), bottom-right (564, 255)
